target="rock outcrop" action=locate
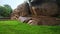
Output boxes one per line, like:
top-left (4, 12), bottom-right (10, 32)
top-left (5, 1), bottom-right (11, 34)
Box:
top-left (11, 2), bottom-right (31, 20)
top-left (11, 0), bottom-right (60, 25)
top-left (28, 16), bottom-right (60, 25)
top-left (32, 3), bottom-right (58, 16)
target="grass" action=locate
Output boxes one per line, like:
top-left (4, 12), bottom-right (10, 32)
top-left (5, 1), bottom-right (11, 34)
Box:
top-left (0, 20), bottom-right (60, 34)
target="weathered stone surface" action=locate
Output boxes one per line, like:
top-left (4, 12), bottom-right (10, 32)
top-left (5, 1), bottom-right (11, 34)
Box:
top-left (28, 16), bottom-right (60, 25)
top-left (11, 9), bottom-right (20, 20)
top-left (31, 3), bottom-right (58, 16)
top-left (11, 2), bottom-right (31, 20)
top-left (11, 1), bottom-right (59, 20)
top-left (11, 0), bottom-right (60, 26)
top-left (18, 16), bottom-right (32, 23)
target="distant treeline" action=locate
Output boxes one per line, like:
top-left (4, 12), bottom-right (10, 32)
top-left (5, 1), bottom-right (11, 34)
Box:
top-left (0, 4), bottom-right (12, 17)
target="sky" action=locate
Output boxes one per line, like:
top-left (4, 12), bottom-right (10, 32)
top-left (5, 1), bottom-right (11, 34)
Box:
top-left (0, 0), bottom-right (25, 9)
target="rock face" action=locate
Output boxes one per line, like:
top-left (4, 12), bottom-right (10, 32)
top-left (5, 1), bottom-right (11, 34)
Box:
top-left (11, 2), bottom-right (31, 20)
top-left (11, 9), bottom-right (20, 20)
top-left (18, 16), bottom-right (32, 23)
top-left (11, 0), bottom-right (60, 25)
top-left (31, 3), bottom-right (58, 16)
top-left (28, 16), bottom-right (60, 25)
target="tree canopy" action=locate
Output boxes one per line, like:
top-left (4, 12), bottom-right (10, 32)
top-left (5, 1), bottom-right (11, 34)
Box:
top-left (0, 5), bottom-right (12, 17)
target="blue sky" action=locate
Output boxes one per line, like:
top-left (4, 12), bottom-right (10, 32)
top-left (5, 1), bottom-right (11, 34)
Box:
top-left (0, 0), bottom-right (25, 9)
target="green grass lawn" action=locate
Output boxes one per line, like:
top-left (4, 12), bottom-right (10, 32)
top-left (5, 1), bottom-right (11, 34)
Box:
top-left (0, 20), bottom-right (60, 34)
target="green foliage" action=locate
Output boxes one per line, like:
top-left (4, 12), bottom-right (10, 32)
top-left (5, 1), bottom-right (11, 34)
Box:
top-left (0, 20), bottom-right (60, 34)
top-left (0, 5), bottom-right (12, 17)
top-left (0, 6), bottom-right (7, 17)
top-left (4, 5), bottom-right (12, 16)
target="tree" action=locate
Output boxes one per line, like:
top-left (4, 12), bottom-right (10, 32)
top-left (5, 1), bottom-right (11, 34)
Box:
top-left (0, 6), bottom-right (7, 17)
top-left (4, 5), bottom-right (12, 17)
top-left (0, 5), bottom-right (12, 17)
